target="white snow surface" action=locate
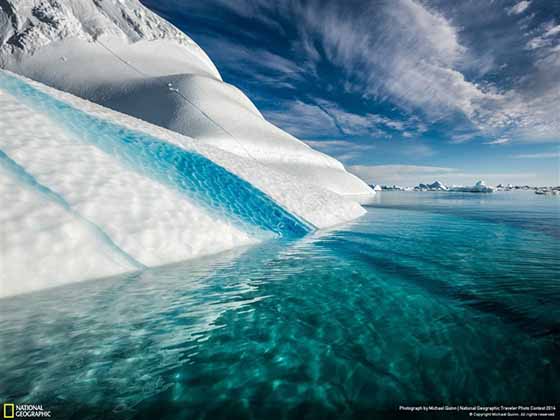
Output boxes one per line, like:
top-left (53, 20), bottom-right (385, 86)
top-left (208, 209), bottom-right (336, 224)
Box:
top-left (0, 72), bottom-right (365, 297)
top-left (0, 0), bottom-right (374, 202)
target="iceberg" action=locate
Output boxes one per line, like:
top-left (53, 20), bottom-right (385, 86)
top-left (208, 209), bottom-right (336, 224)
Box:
top-left (415, 180), bottom-right (448, 191)
top-left (0, 0), bottom-right (373, 296)
top-left (411, 180), bottom-right (494, 193)
top-left (380, 185), bottom-right (407, 191)
top-left (427, 180), bottom-right (448, 191)
top-left (0, 0), bottom-right (374, 203)
top-left (0, 71), bottom-right (364, 297)
top-left (449, 180), bottom-right (495, 193)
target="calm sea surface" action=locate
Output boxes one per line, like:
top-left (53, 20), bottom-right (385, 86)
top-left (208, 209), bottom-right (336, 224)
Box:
top-left (1, 191), bottom-right (559, 419)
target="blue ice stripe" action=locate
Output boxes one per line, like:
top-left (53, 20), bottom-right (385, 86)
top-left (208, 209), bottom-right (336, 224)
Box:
top-left (0, 71), bottom-right (315, 237)
top-left (0, 149), bottom-right (146, 270)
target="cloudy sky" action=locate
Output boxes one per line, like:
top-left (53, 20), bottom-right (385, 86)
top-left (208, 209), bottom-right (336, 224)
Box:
top-left (142, 0), bottom-right (559, 186)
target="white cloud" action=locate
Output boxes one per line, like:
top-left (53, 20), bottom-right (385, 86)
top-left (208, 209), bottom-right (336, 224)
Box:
top-left (507, 1), bottom-right (531, 15)
top-left (264, 98), bottom-right (414, 139)
top-left (313, 99), bottom-right (407, 136)
top-left (450, 133), bottom-right (478, 143)
top-left (304, 140), bottom-right (376, 162)
top-left (296, 0), bottom-right (478, 120)
top-left (292, 0), bottom-right (560, 141)
top-left (306, 138), bottom-right (436, 163)
top-left (484, 137), bottom-right (510, 145)
top-left (348, 164), bottom-right (454, 185)
top-left (199, 36), bottom-right (304, 82)
top-left (304, 140), bottom-right (356, 148)
top-left (526, 22), bottom-right (560, 50)
top-left (312, 1), bottom-right (558, 142)
top-left (511, 151), bottom-right (560, 159)
top-left (347, 164), bottom-right (536, 186)
top-left (181, 0), bottom-right (560, 143)
top-left (263, 100), bottom-right (336, 137)
top-left (544, 24), bottom-right (560, 37)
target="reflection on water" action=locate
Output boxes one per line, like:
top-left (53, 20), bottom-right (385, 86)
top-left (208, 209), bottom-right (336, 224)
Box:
top-left (0, 192), bottom-right (559, 419)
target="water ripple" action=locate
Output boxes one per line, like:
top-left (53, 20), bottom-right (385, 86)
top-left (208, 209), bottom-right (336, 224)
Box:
top-left (0, 192), bottom-right (558, 419)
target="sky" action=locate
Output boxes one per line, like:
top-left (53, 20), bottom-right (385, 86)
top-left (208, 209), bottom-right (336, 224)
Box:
top-left (142, 0), bottom-right (559, 186)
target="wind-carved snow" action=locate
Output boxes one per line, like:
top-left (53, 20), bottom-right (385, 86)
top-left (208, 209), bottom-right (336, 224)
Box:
top-left (0, 71), bottom-right (365, 297)
top-left (0, 0), bottom-right (218, 75)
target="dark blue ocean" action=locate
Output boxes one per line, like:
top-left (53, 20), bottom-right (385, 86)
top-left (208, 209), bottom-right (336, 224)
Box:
top-left (1, 191), bottom-right (559, 419)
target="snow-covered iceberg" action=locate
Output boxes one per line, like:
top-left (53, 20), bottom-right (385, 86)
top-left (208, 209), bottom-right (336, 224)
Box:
top-left (0, 0), bottom-right (374, 203)
top-left (0, 71), bottom-right (364, 297)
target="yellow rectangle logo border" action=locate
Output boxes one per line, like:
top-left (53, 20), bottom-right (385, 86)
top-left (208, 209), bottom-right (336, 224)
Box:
top-left (3, 403), bottom-right (15, 419)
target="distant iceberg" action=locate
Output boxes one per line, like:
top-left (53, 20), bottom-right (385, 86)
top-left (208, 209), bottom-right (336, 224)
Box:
top-left (411, 180), bottom-right (494, 193)
top-left (449, 180), bottom-right (494, 193)
top-left (534, 187), bottom-right (560, 195)
top-left (379, 185), bottom-right (409, 191)
top-left (415, 180), bottom-right (448, 191)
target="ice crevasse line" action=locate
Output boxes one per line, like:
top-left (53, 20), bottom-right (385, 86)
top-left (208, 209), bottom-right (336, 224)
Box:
top-left (0, 70), bottom-right (315, 239)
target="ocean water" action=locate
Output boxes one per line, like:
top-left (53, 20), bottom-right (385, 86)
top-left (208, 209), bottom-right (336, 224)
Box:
top-left (1, 192), bottom-right (559, 419)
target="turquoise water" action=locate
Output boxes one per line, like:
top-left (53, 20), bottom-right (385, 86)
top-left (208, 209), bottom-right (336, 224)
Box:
top-left (0, 71), bottom-right (313, 237)
top-left (0, 192), bottom-right (559, 419)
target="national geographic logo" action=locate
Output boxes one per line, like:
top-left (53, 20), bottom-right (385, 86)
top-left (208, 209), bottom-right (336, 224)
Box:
top-left (2, 403), bottom-right (51, 418)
